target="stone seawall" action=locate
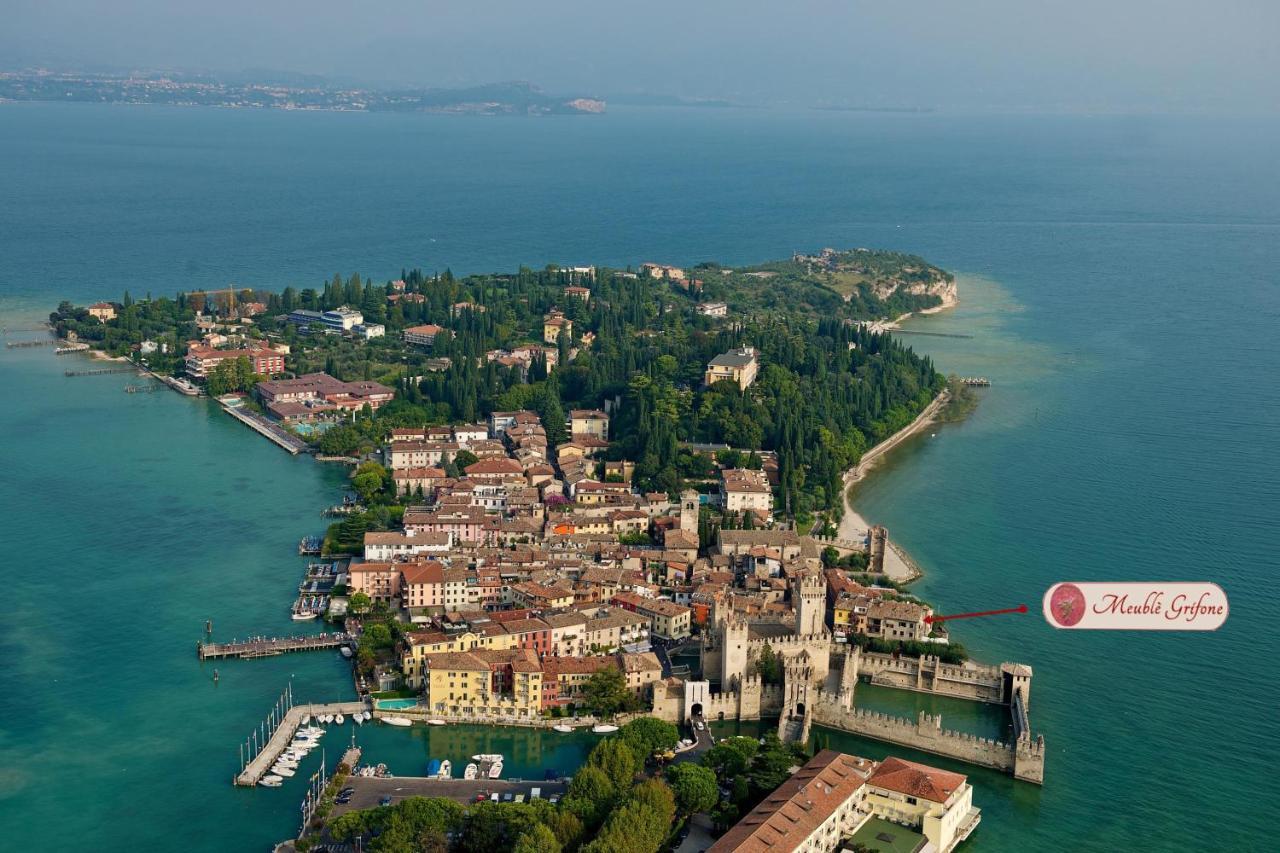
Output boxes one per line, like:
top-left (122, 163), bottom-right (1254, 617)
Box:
top-left (811, 700), bottom-right (1044, 785)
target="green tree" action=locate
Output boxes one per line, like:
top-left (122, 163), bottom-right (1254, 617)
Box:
top-left (755, 643), bottom-right (783, 685)
top-left (512, 823), bottom-right (561, 853)
top-left (581, 666), bottom-right (637, 717)
top-left (349, 591), bottom-right (372, 614)
top-left (665, 763), bottom-right (719, 816)
top-left (618, 717), bottom-right (679, 761)
top-left (588, 737), bottom-right (640, 793)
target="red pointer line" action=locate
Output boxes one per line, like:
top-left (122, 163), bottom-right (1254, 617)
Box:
top-left (925, 604), bottom-right (1028, 624)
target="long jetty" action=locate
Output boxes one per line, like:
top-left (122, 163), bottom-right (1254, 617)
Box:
top-left (199, 632), bottom-right (349, 660)
top-left (221, 403), bottom-right (310, 455)
top-left (890, 328), bottom-right (974, 339)
top-left (65, 367), bottom-right (138, 377)
top-left (5, 339), bottom-right (56, 348)
top-left (235, 687), bottom-right (367, 787)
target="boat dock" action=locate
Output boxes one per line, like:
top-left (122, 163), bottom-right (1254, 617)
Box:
top-left (236, 694), bottom-right (368, 787)
top-left (198, 632), bottom-right (349, 660)
top-left (5, 339), bottom-right (56, 348)
top-left (55, 342), bottom-right (90, 354)
top-left (220, 401), bottom-right (310, 454)
top-left (64, 367), bottom-right (138, 377)
top-left (891, 328), bottom-right (974, 339)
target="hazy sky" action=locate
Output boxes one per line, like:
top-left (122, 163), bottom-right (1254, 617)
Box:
top-left (4, 0), bottom-right (1278, 112)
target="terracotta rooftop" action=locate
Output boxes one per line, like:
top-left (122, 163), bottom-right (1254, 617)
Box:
top-left (867, 756), bottom-right (967, 804)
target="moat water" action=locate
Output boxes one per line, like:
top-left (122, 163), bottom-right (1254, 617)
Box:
top-left (1, 103), bottom-right (1276, 850)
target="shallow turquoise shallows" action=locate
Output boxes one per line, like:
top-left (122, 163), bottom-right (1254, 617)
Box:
top-left (0, 103), bottom-right (1275, 851)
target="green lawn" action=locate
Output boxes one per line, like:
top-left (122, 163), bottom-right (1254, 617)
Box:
top-left (846, 816), bottom-right (926, 853)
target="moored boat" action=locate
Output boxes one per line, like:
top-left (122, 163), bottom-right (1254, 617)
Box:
top-left (427, 719), bottom-right (447, 726)
top-left (258, 775), bottom-right (283, 787)
top-left (488, 761), bottom-right (503, 779)
top-left (463, 763), bottom-right (479, 780)
top-left (382, 715), bottom-right (412, 727)
top-left (438, 760), bottom-right (452, 779)
top-left (291, 611), bottom-right (318, 621)
top-left (336, 714), bottom-right (345, 725)
top-left (471, 753), bottom-right (504, 763)
top-left (427, 758), bottom-right (441, 777)
top-left (340, 646), bottom-right (353, 659)
top-left (552, 724), bottom-right (573, 733)
top-left (591, 724), bottom-right (619, 733)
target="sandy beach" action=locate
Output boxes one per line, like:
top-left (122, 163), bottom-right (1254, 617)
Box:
top-left (836, 388), bottom-right (950, 583)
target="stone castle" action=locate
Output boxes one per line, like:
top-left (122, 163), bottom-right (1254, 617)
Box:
top-left (651, 569), bottom-right (1046, 784)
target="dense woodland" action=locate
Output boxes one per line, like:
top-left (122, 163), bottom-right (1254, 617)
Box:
top-left (53, 252), bottom-right (945, 517)
top-left (311, 717), bottom-right (805, 853)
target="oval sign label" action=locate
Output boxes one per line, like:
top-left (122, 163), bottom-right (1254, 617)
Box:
top-left (1043, 582), bottom-right (1228, 630)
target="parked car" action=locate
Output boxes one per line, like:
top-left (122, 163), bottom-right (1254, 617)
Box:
top-left (379, 795), bottom-right (393, 807)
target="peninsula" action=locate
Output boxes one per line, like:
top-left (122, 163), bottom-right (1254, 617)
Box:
top-left (50, 250), bottom-right (1032, 853)
top-left (0, 70), bottom-right (606, 115)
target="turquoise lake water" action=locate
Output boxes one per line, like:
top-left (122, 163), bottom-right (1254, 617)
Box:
top-left (1, 103), bottom-right (1276, 850)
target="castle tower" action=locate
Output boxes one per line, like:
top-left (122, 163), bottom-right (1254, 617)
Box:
top-left (794, 572), bottom-right (827, 637)
top-left (679, 489), bottom-right (699, 532)
top-left (720, 615), bottom-right (749, 692)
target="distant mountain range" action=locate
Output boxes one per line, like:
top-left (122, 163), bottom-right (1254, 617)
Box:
top-left (0, 70), bottom-right (606, 115)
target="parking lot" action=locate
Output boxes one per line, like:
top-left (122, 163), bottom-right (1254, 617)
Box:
top-left (329, 776), bottom-right (569, 817)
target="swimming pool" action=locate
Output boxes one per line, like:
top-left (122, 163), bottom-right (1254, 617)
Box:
top-left (376, 698), bottom-right (419, 710)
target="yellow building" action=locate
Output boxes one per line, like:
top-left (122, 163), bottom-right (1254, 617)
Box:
top-left (422, 649), bottom-right (543, 719)
top-left (569, 409), bottom-right (610, 440)
top-left (864, 757), bottom-right (981, 853)
top-left (704, 346), bottom-right (759, 389)
top-left (543, 311), bottom-right (573, 344)
top-left (401, 628), bottom-right (518, 689)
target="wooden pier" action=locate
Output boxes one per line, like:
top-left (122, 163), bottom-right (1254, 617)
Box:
top-left (199, 632), bottom-right (349, 660)
top-left (5, 339), bottom-right (56, 348)
top-left (64, 367), bottom-right (139, 377)
top-left (236, 693), bottom-right (368, 787)
top-left (891, 328), bottom-right (974, 339)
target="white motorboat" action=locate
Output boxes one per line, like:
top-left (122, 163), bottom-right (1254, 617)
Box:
top-left (382, 715), bottom-right (412, 727)
top-left (438, 760), bottom-right (452, 779)
top-left (552, 724), bottom-right (573, 733)
top-left (271, 766), bottom-right (296, 777)
top-left (321, 714), bottom-right (333, 724)
top-left (336, 714), bottom-right (345, 725)
top-left (340, 646), bottom-right (353, 659)
top-left (488, 761), bottom-right (503, 779)
top-left (591, 724), bottom-right (619, 733)
top-left (353, 714), bottom-right (363, 725)
top-left (471, 754), bottom-right (504, 763)
top-left (363, 710), bottom-right (373, 721)
top-left (427, 719), bottom-right (446, 726)
top-left (463, 763), bottom-right (479, 780)
top-left (291, 611), bottom-right (318, 621)
top-left (258, 775), bottom-right (283, 787)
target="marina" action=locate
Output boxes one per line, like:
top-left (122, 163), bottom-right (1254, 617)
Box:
top-left (198, 632), bottom-right (349, 660)
top-left (234, 689), bottom-right (369, 787)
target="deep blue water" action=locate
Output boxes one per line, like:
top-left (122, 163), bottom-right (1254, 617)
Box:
top-left (1, 102), bottom-right (1276, 851)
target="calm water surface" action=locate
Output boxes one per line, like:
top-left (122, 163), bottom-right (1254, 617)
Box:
top-left (1, 103), bottom-right (1276, 851)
